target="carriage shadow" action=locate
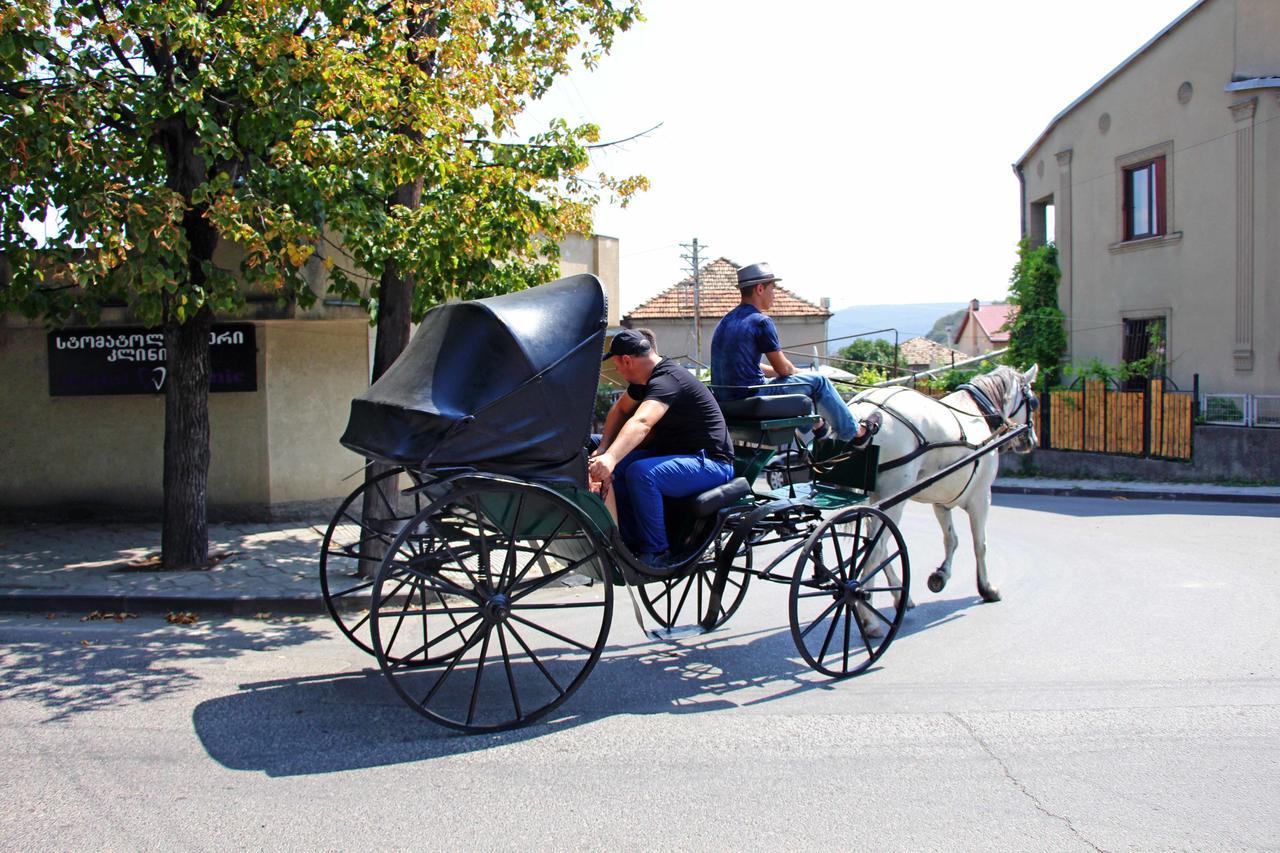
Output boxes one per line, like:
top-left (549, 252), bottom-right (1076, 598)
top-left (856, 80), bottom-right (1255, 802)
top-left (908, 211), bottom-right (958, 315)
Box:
top-left (192, 619), bottom-right (898, 776)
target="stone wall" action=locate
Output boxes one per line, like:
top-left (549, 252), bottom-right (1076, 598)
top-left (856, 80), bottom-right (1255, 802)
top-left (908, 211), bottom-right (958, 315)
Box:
top-left (1000, 424), bottom-right (1280, 483)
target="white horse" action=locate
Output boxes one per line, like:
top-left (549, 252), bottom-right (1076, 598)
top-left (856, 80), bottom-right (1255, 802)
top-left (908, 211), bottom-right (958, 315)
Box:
top-left (848, 364), bottom-right (1039, 606)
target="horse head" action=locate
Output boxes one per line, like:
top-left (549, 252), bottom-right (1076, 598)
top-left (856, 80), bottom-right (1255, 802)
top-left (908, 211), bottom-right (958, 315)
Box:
top-left (970, 364), bottom-right (1039, 453)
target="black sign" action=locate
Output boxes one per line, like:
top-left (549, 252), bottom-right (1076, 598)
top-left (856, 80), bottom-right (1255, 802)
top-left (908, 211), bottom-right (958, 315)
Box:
top-left (47, 324), bottom-right (258, 396)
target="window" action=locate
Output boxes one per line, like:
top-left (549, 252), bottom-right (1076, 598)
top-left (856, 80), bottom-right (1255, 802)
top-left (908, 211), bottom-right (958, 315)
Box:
top-left (1123, 158), bottom-right (1165, 240)
top-left (1122, 317), bottom-right (1165, 390)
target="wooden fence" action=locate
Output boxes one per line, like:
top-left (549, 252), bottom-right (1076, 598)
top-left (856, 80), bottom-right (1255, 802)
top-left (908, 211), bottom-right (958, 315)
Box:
top-left (1040, 378), bottom-right (1193, 460)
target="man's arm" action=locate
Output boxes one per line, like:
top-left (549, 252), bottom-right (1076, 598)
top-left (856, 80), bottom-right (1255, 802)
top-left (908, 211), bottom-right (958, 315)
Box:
top-left (762, 350), bottom-right (797, 378)
top-left (588, 399), bottom-right (669, 481)
top-left (597, 392), bottom-right (638, 453)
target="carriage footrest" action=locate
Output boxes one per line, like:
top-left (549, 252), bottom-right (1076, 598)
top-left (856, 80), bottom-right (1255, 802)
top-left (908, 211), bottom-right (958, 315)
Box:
top-left (763, 481), bottom-right (871, 510)
top-left (669, 477), bottom-right (752, 518)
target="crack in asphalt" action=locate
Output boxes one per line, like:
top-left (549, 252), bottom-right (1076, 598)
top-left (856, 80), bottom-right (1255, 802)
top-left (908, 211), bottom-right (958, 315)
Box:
top-left (948, 712), bottom-right (1108, 853)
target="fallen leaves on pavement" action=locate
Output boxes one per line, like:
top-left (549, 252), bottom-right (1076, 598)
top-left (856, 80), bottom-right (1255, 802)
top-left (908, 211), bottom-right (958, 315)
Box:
top-left (80, 611), bottom-right (138, 622)
top-left (166, 611), bottom-right (199, 625)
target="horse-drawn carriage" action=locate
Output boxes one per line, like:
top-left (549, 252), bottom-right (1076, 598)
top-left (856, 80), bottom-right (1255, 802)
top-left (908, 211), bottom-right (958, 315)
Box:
top-left (318, 274), bottom-right (1034, 733)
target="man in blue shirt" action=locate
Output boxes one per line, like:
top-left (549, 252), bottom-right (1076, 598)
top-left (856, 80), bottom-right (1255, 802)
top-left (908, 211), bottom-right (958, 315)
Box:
top-left (710, 262), bottom-right (875, 444)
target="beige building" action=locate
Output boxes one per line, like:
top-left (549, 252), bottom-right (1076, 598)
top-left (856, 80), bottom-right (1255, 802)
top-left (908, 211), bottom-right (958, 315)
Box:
top-left (1015, 0), bottom-right (1279, 395)
top-left (953, 299), bottom-right (1015, 357)
top-left (0, 234), bottom-right (619, 517)
top-left (622, 258), bottom-right (831, 366)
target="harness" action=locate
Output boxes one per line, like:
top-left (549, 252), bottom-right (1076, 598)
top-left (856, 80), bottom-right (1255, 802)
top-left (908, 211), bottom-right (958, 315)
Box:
top-left (809, 378), bottom-right (1036, 506)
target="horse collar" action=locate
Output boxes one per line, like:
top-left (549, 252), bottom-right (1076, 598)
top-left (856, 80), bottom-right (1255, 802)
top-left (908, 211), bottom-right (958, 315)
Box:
top-left (956, 383), bottom-right (1004, 431)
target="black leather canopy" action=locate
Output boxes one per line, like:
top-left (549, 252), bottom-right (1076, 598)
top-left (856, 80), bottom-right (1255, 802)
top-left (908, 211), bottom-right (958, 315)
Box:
top-left (340, 274), bottom-right (607, 485)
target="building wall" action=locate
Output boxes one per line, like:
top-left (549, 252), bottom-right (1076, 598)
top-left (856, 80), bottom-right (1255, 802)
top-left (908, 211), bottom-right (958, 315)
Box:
top-left (558, 234), bottom-right (621, 326)
top-left (636, 315), bottom-right (830, 367)
top-left (0, 318), bottom-right (368, 516)
top-left (1017, 0), bottom-right (1279, 396)
top-left (954, 319), bottom-right (992, 357)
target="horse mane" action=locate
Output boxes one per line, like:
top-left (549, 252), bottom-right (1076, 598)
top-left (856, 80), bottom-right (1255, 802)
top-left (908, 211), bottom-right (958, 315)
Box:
top-left (965, 365), bottom-right (1017, 413)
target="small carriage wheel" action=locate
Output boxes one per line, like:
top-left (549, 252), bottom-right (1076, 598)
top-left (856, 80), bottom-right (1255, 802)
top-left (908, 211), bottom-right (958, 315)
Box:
top-left (319, 466), bottom-right (442, 663)
top-left (637, 533), bottom-right (751, 631)
top-left (788, 506), bottom-right (910, 678)
top-left (370, 478), bottom-right (614, 733)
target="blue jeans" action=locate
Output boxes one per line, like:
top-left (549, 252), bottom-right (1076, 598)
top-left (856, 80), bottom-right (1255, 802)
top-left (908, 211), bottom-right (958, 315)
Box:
top-left (613, 450), bottom-right (735, 555)
top-left (759, 374), bottom-right (860, 440)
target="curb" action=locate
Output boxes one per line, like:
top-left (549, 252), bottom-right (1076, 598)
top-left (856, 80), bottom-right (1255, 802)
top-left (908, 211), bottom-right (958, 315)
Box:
top-left (992, 484), bottom-right (1280, 504)
top-left (0, 591), bottom-right (330, 617)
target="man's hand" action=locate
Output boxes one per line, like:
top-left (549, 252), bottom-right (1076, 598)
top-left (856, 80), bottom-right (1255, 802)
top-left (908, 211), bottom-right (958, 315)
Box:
top-left (587, 452), bottom-right (616, 485)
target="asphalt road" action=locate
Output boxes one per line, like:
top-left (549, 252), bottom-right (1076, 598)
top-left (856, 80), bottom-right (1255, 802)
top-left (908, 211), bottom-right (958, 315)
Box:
top-left (1, 494), bottom-right (1277, 851)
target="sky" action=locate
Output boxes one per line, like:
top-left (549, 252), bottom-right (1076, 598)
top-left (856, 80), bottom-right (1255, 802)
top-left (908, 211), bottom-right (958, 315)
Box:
top-left (515, 0), bottom-right (1199, 312)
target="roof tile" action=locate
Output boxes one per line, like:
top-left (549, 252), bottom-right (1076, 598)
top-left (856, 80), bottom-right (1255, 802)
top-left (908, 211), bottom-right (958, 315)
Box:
top-left (624, 258), bottom-right (830, 320)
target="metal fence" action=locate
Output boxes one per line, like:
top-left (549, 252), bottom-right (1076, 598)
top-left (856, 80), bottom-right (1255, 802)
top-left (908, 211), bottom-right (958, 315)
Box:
top-left (1201, 393), bottom-right (1280, 428)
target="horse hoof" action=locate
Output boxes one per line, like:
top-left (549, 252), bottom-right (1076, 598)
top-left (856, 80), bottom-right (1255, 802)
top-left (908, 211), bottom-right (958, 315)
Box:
top-left (927, 571), bottom-right (947, 593)
top-left (979, 586), bottom-right (1002, 603)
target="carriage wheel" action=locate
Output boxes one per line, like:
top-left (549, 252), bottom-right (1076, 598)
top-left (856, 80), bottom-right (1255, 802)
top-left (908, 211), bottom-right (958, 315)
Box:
top-left (637, 548), bottom-right (751, 632)
top-left (319, 467), bottom-right (444, 661)
top-left (370, 479), bottom-right (614, 732)
top-left (788, 506), bottom-right (909, 678)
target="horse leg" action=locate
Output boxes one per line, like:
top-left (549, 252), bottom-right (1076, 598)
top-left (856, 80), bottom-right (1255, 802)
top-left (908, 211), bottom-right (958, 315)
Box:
top-left (928, 503), bottom-right (958, 593)
top-left (854, 502), bottom-right (912, 638)
top-left (967, 497), bottom-right (1000, 602)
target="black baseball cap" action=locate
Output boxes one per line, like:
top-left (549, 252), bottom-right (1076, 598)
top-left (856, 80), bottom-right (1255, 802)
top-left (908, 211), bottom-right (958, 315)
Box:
top-left (602, 329), bottom-right (652, 361)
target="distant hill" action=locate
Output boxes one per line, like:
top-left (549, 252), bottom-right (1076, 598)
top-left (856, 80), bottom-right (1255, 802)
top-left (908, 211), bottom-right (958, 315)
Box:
top-left (826, 302), bottom-right (967, 348)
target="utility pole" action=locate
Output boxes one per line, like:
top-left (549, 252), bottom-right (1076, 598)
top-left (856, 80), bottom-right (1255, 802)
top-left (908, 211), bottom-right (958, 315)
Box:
top-left (679, 238), bottom-right (707, 362)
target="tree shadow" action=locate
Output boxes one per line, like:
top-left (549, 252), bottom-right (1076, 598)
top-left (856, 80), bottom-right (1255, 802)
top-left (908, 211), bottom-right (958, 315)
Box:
top-left (0, 614), bottom-right (325, 723)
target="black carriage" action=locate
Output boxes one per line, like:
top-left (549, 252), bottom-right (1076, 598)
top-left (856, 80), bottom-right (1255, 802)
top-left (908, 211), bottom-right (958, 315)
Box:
top-left (319, 274), bottom-right (1021, 733)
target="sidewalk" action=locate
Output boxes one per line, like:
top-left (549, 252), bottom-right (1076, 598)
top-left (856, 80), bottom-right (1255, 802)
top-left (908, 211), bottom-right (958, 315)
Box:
top-left (1, 478), bottom-right (1277, 616)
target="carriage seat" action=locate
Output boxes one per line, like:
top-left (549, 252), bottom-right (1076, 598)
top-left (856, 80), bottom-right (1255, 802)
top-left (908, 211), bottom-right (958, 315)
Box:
top-left (717, 394), bottom-right (813, 420)
top-left (668, 477), bottom-right (752, 518)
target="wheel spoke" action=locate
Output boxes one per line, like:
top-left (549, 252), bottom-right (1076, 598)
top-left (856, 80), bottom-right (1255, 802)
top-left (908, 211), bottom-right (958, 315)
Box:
top-left (497, 625), bottom-right (523, 721)
top-left (859, 550), bottom-right (903, 585)
top-left (507, 554), bottom-right (596, 603)
top-left (798, 597), bottom-right (841, 640)
top-left (863, 601), bottom-right (896, 628)
top-left (327, 577), bottom-right (376, 598)
top-left (816, 601), bottom-right (844, 664)
top-left (375, 605), bottom-right (483, 617)
top-left (508, 513), bottom-right (572, 589)
top-left (427, 519), bottom-right (491, 595)
top-left (498, 494), bottom-right (525, 591)
top-left (854, 605), bottom-right (875, 657)
top-left (841, 601), bottom-right (852, 674)
top-left (419, 626), bottom-right (486, 705)
top-left (466, 627), bottom-right (493, 726)
top-left (511, 600), bottom-right (606, 611)
top-left (388, 612), bottom-right (485, 668)
top-left (505, 621), bottom-right (566, 696)
top-left (508, 613), bottom-right (594, 653)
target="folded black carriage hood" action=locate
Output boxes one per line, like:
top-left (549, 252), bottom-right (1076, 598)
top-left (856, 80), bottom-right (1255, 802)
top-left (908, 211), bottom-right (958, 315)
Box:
top-left (340, 274), bottom-right (607, 486)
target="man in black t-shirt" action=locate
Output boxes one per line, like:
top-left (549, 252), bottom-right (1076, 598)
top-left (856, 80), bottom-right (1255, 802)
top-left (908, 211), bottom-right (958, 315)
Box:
top-left (590, 330), bottom-right (735, 567)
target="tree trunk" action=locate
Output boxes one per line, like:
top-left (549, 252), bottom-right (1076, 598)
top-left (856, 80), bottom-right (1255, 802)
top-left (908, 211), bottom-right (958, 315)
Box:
top-left (162, 305), bottom-right (213, 569)
top-left (359, 180), bottom-right (423, 577)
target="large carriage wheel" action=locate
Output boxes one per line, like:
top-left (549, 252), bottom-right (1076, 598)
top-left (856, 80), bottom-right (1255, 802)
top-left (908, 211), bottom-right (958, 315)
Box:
top-left (788, 506), bottom-right (909, 678)
top-left (370, 479), bottom-right (614, 732)
top-left (320, 467), bottom-right (439, 660)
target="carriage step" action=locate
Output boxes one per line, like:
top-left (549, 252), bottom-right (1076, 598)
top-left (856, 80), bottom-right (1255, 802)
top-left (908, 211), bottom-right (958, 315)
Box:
top-left (644, 625), bottom-right (708, 642)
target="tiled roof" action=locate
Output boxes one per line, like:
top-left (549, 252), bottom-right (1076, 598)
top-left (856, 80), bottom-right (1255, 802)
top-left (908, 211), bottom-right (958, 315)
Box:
top-left (624, 257), bottom-right (830, 320)
top-left (899, 336), bottom-right (968, 368)
top-left (954, 303), bottom-right (1016, 344)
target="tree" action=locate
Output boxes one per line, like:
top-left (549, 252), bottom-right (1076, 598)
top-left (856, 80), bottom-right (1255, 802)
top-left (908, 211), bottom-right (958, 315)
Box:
top-left (1005, 239), bottom-right (1066, 386)
top-left (0, 1), bottom-right (642, 568)
top-left (834, 338), bottom-right (903, 373)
